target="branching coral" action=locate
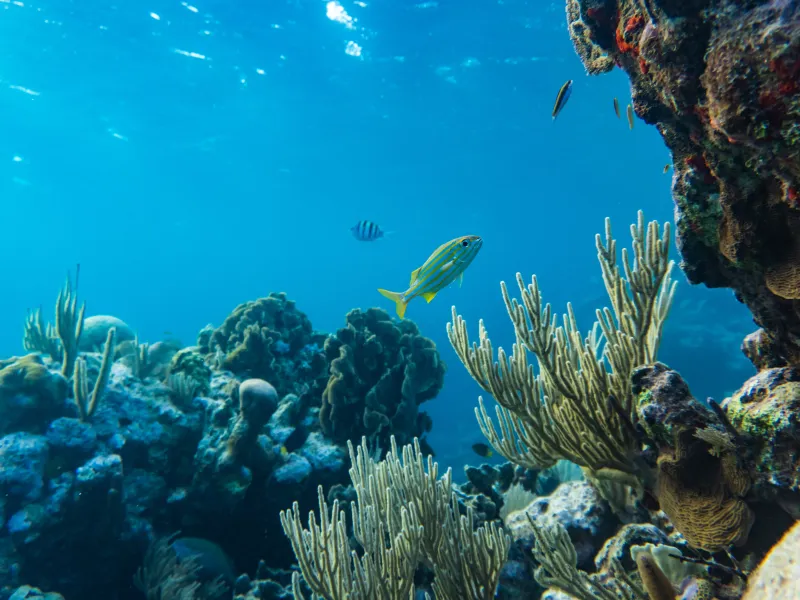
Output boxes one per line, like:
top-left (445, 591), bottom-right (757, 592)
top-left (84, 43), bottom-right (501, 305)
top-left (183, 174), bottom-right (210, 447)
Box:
top-left (447, 212), bottom-right (676, 482)
top-left (279, 437), bottom-right (510, 600)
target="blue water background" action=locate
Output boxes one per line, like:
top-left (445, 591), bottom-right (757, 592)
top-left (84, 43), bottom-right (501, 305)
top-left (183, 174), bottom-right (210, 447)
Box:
top-left (0, 0), bottom-right (755, 476)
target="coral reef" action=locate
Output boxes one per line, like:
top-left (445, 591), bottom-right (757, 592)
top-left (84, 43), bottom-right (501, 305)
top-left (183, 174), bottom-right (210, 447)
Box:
top-left (505, 481), bottom-right (618, 571)
top-left (565, 0), bottom-right (800, 366)
top-left (3, 272), bottom-right (460, 599)
top-left (320, 307), bottom-right (445, 453)
top-left (449, 212), bottom-right (799, 599)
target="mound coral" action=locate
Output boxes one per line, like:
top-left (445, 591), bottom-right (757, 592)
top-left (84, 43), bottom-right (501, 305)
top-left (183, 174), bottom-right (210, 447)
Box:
top-left (320, 307), bottom-right (445, 453)
top-left (200, 293), bottom-right (328, 399)
top-left (0, 355), bottom-right (68, 435)
top-left (565, 0), bottom-right (800, 366)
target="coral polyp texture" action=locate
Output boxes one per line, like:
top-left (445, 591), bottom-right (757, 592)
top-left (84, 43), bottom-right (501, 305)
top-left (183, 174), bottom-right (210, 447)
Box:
top-left (567, 0), bottom-right (800, 365)
top-left (199, 292), bottom-right (329, 399)
top-left (320, 307), bottom-right (445, 453)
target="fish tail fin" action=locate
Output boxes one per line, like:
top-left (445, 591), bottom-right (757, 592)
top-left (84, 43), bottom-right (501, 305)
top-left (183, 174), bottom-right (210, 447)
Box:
top-left (377, 288), bottom-right (408, 319)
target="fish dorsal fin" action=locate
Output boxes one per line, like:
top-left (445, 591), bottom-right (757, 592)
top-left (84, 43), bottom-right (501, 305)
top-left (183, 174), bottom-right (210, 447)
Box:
top-left (410, 267), bottom-right (421, 285)
top-left (422, 291), bottom-right (437, 303)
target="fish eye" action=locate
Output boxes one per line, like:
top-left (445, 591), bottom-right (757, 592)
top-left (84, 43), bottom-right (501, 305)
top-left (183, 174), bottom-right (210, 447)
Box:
top-left (461, 239), bottom-right (469, 247)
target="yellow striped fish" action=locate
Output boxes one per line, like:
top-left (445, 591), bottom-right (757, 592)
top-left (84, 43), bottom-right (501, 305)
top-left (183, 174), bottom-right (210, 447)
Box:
top-left (378, 235), bottom-right (483, 319)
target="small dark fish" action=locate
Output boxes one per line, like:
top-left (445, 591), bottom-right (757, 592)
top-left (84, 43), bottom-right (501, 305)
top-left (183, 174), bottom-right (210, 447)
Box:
top-left (663, 163), bottom-right (671, 174)
top-left (552, 80), bottom-right (573, 120)
top-left (626, 104), bottom-right (635, 129)
top-left (613, 97), bottom-right (620, 118)
top-left (351, 220), bottom-right (387, 241)
top-left (471, 443), bottom-right (494, 458)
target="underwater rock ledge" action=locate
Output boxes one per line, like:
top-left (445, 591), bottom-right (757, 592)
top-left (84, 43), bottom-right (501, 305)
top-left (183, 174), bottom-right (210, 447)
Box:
top-left (567, 0), bottom-right (800, 366)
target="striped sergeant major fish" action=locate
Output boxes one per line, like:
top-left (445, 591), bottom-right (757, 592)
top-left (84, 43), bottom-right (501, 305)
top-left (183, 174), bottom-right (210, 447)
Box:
top-left (351, 220), bottom-right (389, 241)
top-left (378, 235), bottom-right (483, 319)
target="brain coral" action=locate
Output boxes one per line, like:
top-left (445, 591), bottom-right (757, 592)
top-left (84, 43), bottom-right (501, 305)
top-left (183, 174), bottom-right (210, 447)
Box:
top-left (320, 308), bottom-right (445, 453)
top-left (201, 293), bottom-right (328, 399)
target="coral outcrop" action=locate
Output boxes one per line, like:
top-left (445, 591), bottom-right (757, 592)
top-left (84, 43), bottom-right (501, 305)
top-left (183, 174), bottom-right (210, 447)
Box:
top-left (320, 307), bottom-right (445, 453)
top-left (200, 293), bottom-right (329, 400)
top-left (722, 366), bottom-right (800, 508)
top-left (0, 355), bottom-right (68, 436)
top-left (565, 0), bottom-right (800, 366)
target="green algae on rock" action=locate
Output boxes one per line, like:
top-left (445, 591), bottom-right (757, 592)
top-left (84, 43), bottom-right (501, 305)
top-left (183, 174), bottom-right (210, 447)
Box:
top-left (722, 367), bottom-right (800, 491)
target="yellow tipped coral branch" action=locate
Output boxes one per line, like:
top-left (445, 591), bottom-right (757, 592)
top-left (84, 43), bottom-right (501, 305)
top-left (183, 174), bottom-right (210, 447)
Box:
top-left (447, 212), bottom-right (676, 479)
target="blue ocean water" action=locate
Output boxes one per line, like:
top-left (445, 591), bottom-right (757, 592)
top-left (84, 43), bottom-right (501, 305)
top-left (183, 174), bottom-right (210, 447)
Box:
top-left (0, 0), bottom-right (754, 476)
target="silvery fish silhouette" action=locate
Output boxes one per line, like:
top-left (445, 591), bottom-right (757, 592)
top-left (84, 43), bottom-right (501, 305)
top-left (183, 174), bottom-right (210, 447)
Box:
top-left (378, 235), bottom-right (483, 319)
top-left (351, 220), bottom-right (388, 241)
